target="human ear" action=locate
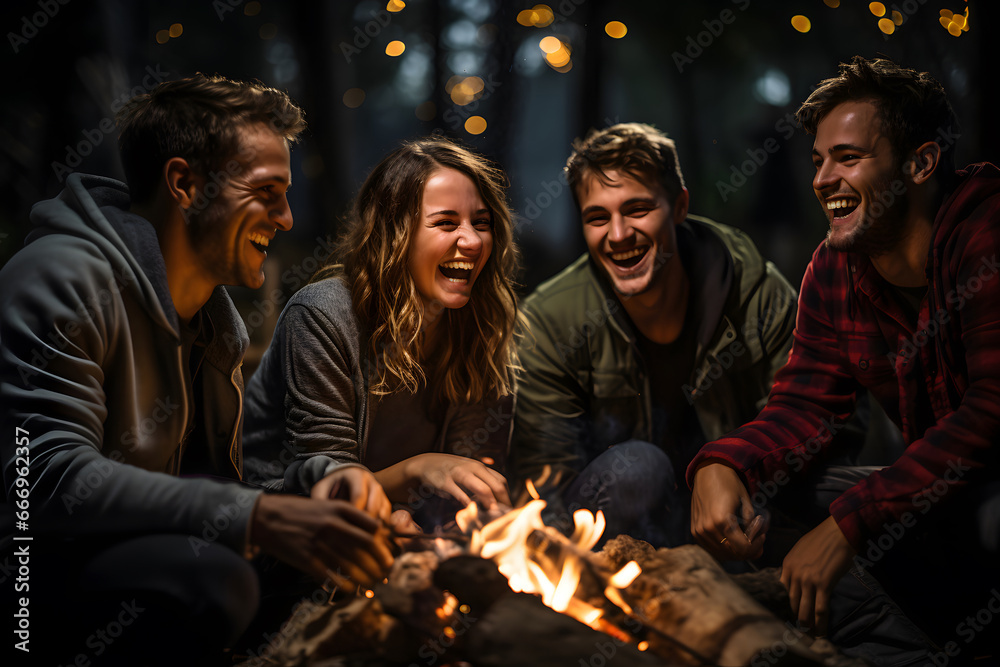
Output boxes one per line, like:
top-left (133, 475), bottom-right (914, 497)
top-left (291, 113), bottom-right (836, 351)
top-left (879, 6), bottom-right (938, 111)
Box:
top-left (907, 142), bottom-right (941, 185)
top-left (672, 187), bottom-right (690, 224)
top-left (163, 157), bottom-right (201, 210)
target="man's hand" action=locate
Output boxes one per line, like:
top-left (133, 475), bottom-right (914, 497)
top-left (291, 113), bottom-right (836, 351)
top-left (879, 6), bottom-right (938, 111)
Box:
top-left (311, 466), bottom-right (392, 524)
top-left (691, 462), bottom-right (765, 560)
top-left (780, 515), bottom-right (856, 635)
top-left (379, 453), bottom-right (511, 509)
top-left (249, 493), bottom-right (394, 587)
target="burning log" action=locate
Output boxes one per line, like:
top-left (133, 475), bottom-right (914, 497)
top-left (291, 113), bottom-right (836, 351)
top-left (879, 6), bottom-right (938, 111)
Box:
top-left (601, 535), bottom-right (869, 667)
top-left (237, 503), bottom-right (868, 667)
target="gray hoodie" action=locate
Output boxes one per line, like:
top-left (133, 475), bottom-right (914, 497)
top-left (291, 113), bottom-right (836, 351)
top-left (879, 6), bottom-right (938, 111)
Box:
top-left (0, 173), bottom-right (260, 553)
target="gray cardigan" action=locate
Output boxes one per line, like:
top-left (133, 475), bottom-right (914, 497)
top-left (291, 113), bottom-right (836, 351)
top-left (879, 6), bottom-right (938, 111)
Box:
top-left (243, 277), bottom-right (510, 494)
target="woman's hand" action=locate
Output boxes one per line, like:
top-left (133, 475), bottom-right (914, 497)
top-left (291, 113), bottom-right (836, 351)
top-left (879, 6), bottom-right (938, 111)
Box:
top-left (378, 453), bottom-right (511, 509)
top-left (312, 466), bottom-right (393, 524)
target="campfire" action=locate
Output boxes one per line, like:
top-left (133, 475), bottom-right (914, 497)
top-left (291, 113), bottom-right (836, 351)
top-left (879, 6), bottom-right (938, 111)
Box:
top-left (236, 493), bottom-right (868, 667)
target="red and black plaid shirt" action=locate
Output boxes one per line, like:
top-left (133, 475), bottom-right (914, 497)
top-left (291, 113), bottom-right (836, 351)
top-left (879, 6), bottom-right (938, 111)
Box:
top-left (687, 163), bottom-right (1000, 549)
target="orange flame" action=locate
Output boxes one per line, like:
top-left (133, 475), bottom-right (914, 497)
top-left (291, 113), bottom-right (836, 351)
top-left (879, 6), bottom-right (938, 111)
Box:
top-left (462, 498), bottom-right (640, 633)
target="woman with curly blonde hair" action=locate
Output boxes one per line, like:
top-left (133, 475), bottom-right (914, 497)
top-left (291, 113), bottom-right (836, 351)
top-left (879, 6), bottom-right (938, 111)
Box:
top-left (243, 137), bottom-right (519, 521)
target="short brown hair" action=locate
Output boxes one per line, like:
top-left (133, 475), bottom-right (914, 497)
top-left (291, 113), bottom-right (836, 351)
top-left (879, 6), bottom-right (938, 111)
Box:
top-left (115, 73), bottom-right (306, 204)
top-left (565, 122), bottom-right (686, 205)
top-left (796, 56), bottom-right (958, 174)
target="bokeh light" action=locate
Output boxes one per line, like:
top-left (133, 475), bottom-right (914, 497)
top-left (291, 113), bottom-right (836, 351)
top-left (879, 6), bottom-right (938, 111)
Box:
top-left (538, 36), bottom-right (561, 53)
top-left (892, 10), bottom-right (903, 25)
top-left (791, 15), bottom-right (811, 33)
top-left (342, 88), bottom-right (366, 108)
top-left (939, 8), bottom-right (970, 37)
top-left (605, 21), bottom-right (627, 39)
top-left (168, 23), bottom-right (183, 38)
top-left (869, 2), bottom-right (886, 17)
top-left (823, 0), bottom-right (840, 7)
top-left (155, 29), bottom-right (169, 44)
top-left (386, 40), bottom-right (406, 56)
top-left (517, 5), bottom-right (554, 28)
top-left (465, 116), bottom-right (487, 135)
top-left (387, 0), bottom-right (406, 12)
top-left (449, 76), bottom-right (485, 105)
top-left (244, 1), bottom-right (261, 16)
top-left (878, 18), bottom-right (895, 34)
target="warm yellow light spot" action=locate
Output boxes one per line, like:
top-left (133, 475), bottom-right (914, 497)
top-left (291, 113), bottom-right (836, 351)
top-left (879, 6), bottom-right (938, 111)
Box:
top-left (459, 604), bottom-right (470, 614)
top-left (342, 88), bottom-right (366, 108)
top-left (940, 9), bottom-right (954, 20)
top-left (823, 0), bottom-right (840, 7)
top-left (444, 75), bottom-right (464, 93)
top-left (545, 45), bottom-right (571, 68)
top-left (168, 23), bottom-right (183, 38)
top-left (869, 2), bottom-right (886, 17)
top-left (947, 22), bottom-right (962, 36)
top-left (516, 9), bottom-right (536, 26)
top-left (155, 29), bottom-right (169, 44)
top-left (539, 35), bottom-right (561, 53)
top-left (464, 116), bottom-right (487, 135)
top-left (415, 101), bottom-right (436, 121)
top-left (952, 12), bottom-right (967, 29)
top-left (450, 77), bottom-right (485, 105)
top-left (878, 18), bottom-right (895, 34)
top-left (387, 0), bottom-right (405, 12)
top-left (892, 10), bottom-right (903, 25)
top-left (638, 641), bottom-right (649, 651)
top-left (548, 59), bottom-right (573, 74)
top-left (939, 16), bottom-right (952, 29)
top-left (244, 1), bottom-right (261, 16)
top-left (532, 5), bottom-right (554, 27)
top-left (385, 40), bottom-right (405, 56)
top-left (364, 589), bottom-right (375, 598)
top-left (259, 23), bottom-right (277, 40)
top-left (605, 21), bottom-right (627, 39)
top-left (790, 15), bottom-right (811, 33)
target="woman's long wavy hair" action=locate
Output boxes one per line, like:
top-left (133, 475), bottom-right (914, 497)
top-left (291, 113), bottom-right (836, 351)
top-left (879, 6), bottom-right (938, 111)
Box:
top-left (313, 137), bottom-right (519, 406)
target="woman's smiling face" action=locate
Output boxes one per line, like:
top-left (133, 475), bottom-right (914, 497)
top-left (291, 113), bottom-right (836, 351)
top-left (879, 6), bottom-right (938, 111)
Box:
top-left (407, 167), bottom-right (494, 312)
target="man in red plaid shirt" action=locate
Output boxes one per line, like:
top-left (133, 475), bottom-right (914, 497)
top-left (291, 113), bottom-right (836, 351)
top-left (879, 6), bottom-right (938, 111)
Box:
top-left (688, 56), bottom-right (1000, 648)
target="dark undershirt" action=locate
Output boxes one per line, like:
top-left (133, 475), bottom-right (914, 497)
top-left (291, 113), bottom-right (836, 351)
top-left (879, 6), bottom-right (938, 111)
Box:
top-left (889, 283), bottom-right (928, 329)
top-left (365, 385), bottom-right (442, 472)
top-left (634, 288), bottom-right (705, 477)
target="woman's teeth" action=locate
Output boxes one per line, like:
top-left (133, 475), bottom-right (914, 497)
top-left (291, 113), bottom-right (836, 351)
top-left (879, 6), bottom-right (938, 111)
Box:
top-left (439, 260), bottom-right (474, 283)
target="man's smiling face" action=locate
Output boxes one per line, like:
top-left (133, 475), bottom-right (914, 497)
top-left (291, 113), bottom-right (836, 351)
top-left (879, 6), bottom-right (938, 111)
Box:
top-left (578, 169), bottom-right (686, 298)
top-left (811, 99), bottom-right (910, 256)
top-left (186, 122), bottom-right (293, 290)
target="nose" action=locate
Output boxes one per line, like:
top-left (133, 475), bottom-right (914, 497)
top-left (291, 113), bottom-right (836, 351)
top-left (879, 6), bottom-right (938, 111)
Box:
top-left (271, 193), bottom-right (293, 231)
top-left (457, 221), bottom-right (485, 253)
top-left (813, 158), bottom-right (838, 193)
top-left (607, 213), bottom-right (632, 245)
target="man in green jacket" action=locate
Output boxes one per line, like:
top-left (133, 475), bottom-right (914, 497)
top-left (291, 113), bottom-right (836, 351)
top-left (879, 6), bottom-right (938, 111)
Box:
top-left (510, 123), bottom-right (797, 545)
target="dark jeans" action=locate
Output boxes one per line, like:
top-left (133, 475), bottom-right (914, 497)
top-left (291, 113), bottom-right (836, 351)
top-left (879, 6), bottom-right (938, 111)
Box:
top-left (10, 534), bottom-right (259, 666)
top-left (563, 440), bottom-right (686, 549)
top-left (562, 441), bottom-right (940, 666)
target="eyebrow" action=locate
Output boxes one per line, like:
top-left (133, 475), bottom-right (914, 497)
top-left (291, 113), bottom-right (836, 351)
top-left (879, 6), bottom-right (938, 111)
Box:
top-left (427, 208), bottom-right (491, 217)
top-left (812, 143), bottom-right (871, 156)
top-left (580, 197), bottom-right (658, 216)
